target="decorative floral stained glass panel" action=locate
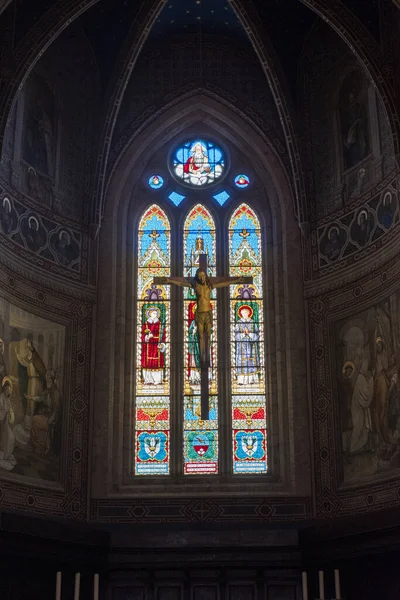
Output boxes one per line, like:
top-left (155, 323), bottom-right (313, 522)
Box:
top-left (229, 204), bottom-right (267, 474)
top-left (135, 205), bottom-right (171, 475)
top-left (173, 139), bottom-right (225, 187)
top-left (183, 204), bottom-right (218, 474)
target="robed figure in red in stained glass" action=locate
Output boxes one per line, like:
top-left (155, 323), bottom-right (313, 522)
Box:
top-left (141, 306), bottom-right (166, 386)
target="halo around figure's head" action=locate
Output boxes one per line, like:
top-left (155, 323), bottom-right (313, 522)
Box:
top-left (376, 336), bottom-right (383, 345)
top-left (328, 226), bottom-right (339, 239)
top-left (238, 304), bottom-right (253, 319)
top-left (342, 360), bottom-right (355, 375)
top-left (146, 306), bottom-right (161, 320)
top-left (357, 210), bottom-right (368, 225)
top-left (1, 376), bottom-right (12, 391)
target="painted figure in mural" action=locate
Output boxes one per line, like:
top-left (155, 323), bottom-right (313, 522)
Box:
top-left (350, 359), bottom-right (373, 454)
top-left (234, 304), bottom-right (260, 386)
top-left (0, 378), bottom-right (16, 471)
top-left (0, 339), bottom-right (7, 382)
top-left (354, 210), bottom-right (373, 246)
top-left (0, 197), bottom-right (16, 235)
top-left (342, 87), bottom-right (369, 170)
top-left (23, 76), bottom-right (55, 177)
top-left (340, 361), bottom-right (355, 461)
top-left (24, 215), bottom-right (45, 252)
top-left (25, 369), bottom-right (61, 457)
top-left (141, 306), bottom-right (166, 386)
top-left (14, 339), bottom-right (47, 442)
top-left (378, 191), bottom-right (397, 230)
top-left (324, 226), bottom-right (343, 261)
top-left (373, 335), bottom-right (393, 445)
top-left (52, 229), bottom-right (79, 266)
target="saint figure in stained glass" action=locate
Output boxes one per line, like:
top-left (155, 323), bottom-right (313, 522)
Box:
top-left (173, 139), bottom-right (225, 187)
top-left (234, 303), bottom-right (260, 386)
top-left (141, 305), bottom-right (166, 386)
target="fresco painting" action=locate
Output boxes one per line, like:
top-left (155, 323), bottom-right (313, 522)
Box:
top-left (336, 290), bottom-right (400, 483)
top-left (0, 298), bottom-right (64, 482)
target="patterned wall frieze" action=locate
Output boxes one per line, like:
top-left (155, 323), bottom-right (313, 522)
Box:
top-left (0, 261), bottom-right (93, 520)
top-left (302, 171), bottom-right (399, 289)
top-left (90, 496), bottom-right (312, 524)
top-left (0, 179), bottom-right (91, 283)
top-left (309, 247), bottom-right (400, 519)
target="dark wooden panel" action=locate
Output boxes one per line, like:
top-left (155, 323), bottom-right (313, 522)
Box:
top-left (228, 584), bottom-right (256, 600)
top-left (155, 585), bottom-right (183, 600)
top-left (113, 586), bottom-right (147, 600)
top-left (192, 584), bottom-right (219, 600)
top-left (266, 586), bottom-right (296, 600)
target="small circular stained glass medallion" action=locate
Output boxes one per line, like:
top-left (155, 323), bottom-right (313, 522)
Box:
top-left (234, 174), bottom-right (250, 188)
top-left (172, 139), bottom-right (225, 187)
top-left (148, 174), bottom-right (164, 189)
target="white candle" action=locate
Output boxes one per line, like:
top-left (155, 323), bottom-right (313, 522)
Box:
top-left (94, 573), bottom-right (99, 600)
top-left (55, 571), bottom-right (62, 600)
top-left (74, 573), bottom-right (80, 600)
top-left (334, 569), bottom-right (341, 599)
top-left (318, 570), bottom-right (325, 599)
top-left (301, 571), bottom-right (308, 600)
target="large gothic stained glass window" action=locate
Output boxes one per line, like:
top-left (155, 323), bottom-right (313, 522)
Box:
top-left (229, 204), bottom-right (267, 473)
top-left (183, 204), bottom-right (218, 474)
top-left (135, 205), bottom-right (171, 475)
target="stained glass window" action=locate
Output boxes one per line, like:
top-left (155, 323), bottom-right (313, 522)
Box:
top-left (168, 191), bottom-right (185, 206)
top-left (135, 205), bottom-right (171, 475)
top-left (183, 204), bottom-right (218, 474)
top-left (213, 190), bottom-right (230, 206)
top-left (148, 174), bottom-right (164, 189)
top-left (229, 204), bottom-right (267, 473)
top-left (234, 174), bottom-right (250, 189)
top-left (173, 139), bottom-right (225, 187)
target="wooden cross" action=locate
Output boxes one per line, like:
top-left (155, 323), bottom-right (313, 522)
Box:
top-left (153, 254), bottom-right (252, 420)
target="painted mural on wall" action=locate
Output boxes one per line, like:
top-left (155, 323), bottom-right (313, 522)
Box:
top-left (21, 73), bottom-right (56, 206)
top-left (338, 70), bottom-right (370, 172)
top-left (318, 187), bottom-right (399, 268)
top-left (0, 191), bottom-right (81, 274)
top-left (0, 298), bottom-right (64, 482)
top-left (336, 289), bottom-right (400, 484)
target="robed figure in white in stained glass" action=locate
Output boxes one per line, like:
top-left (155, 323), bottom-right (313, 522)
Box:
top-left (141, 306), bottom-right (166, 386)
top-left (235, 304), bottom-right (260, 386)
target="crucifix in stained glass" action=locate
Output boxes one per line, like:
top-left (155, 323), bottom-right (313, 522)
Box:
top-left (154, 254), bottom-right (252, 419)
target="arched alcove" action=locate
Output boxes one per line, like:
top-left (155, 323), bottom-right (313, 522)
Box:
top-left (91, 94), bottom-right (310, 510)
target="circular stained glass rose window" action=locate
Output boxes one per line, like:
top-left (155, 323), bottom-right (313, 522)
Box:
top-left (148, 174), bottom-right (164, 189)
top-left (234, 174), bottom-right (250, 188)
top-left (172, 139), bottom-right (225, 187)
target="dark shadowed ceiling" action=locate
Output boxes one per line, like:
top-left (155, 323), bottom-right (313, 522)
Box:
top-left (8, 0), bottom-right (386, 99)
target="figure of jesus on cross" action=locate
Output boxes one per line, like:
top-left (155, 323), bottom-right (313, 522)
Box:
top-left (154, 254), bottom-right (252, 420)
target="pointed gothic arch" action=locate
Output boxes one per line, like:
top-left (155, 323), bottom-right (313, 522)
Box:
top-left (91, 92), bottom-right (309, 496)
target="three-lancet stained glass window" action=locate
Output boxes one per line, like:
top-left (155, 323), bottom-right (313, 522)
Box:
top-left (134, 181), bottom-right (267, 476)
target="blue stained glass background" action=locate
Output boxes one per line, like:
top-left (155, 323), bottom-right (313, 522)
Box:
top-left (213, 190), bottom-right (230, 206)
top-left (184, 219), bottom-right (215, 268)
top-left (139, 214), bottom-right (168, 257)
top-left (230, 216), bottom-right (260, 257)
